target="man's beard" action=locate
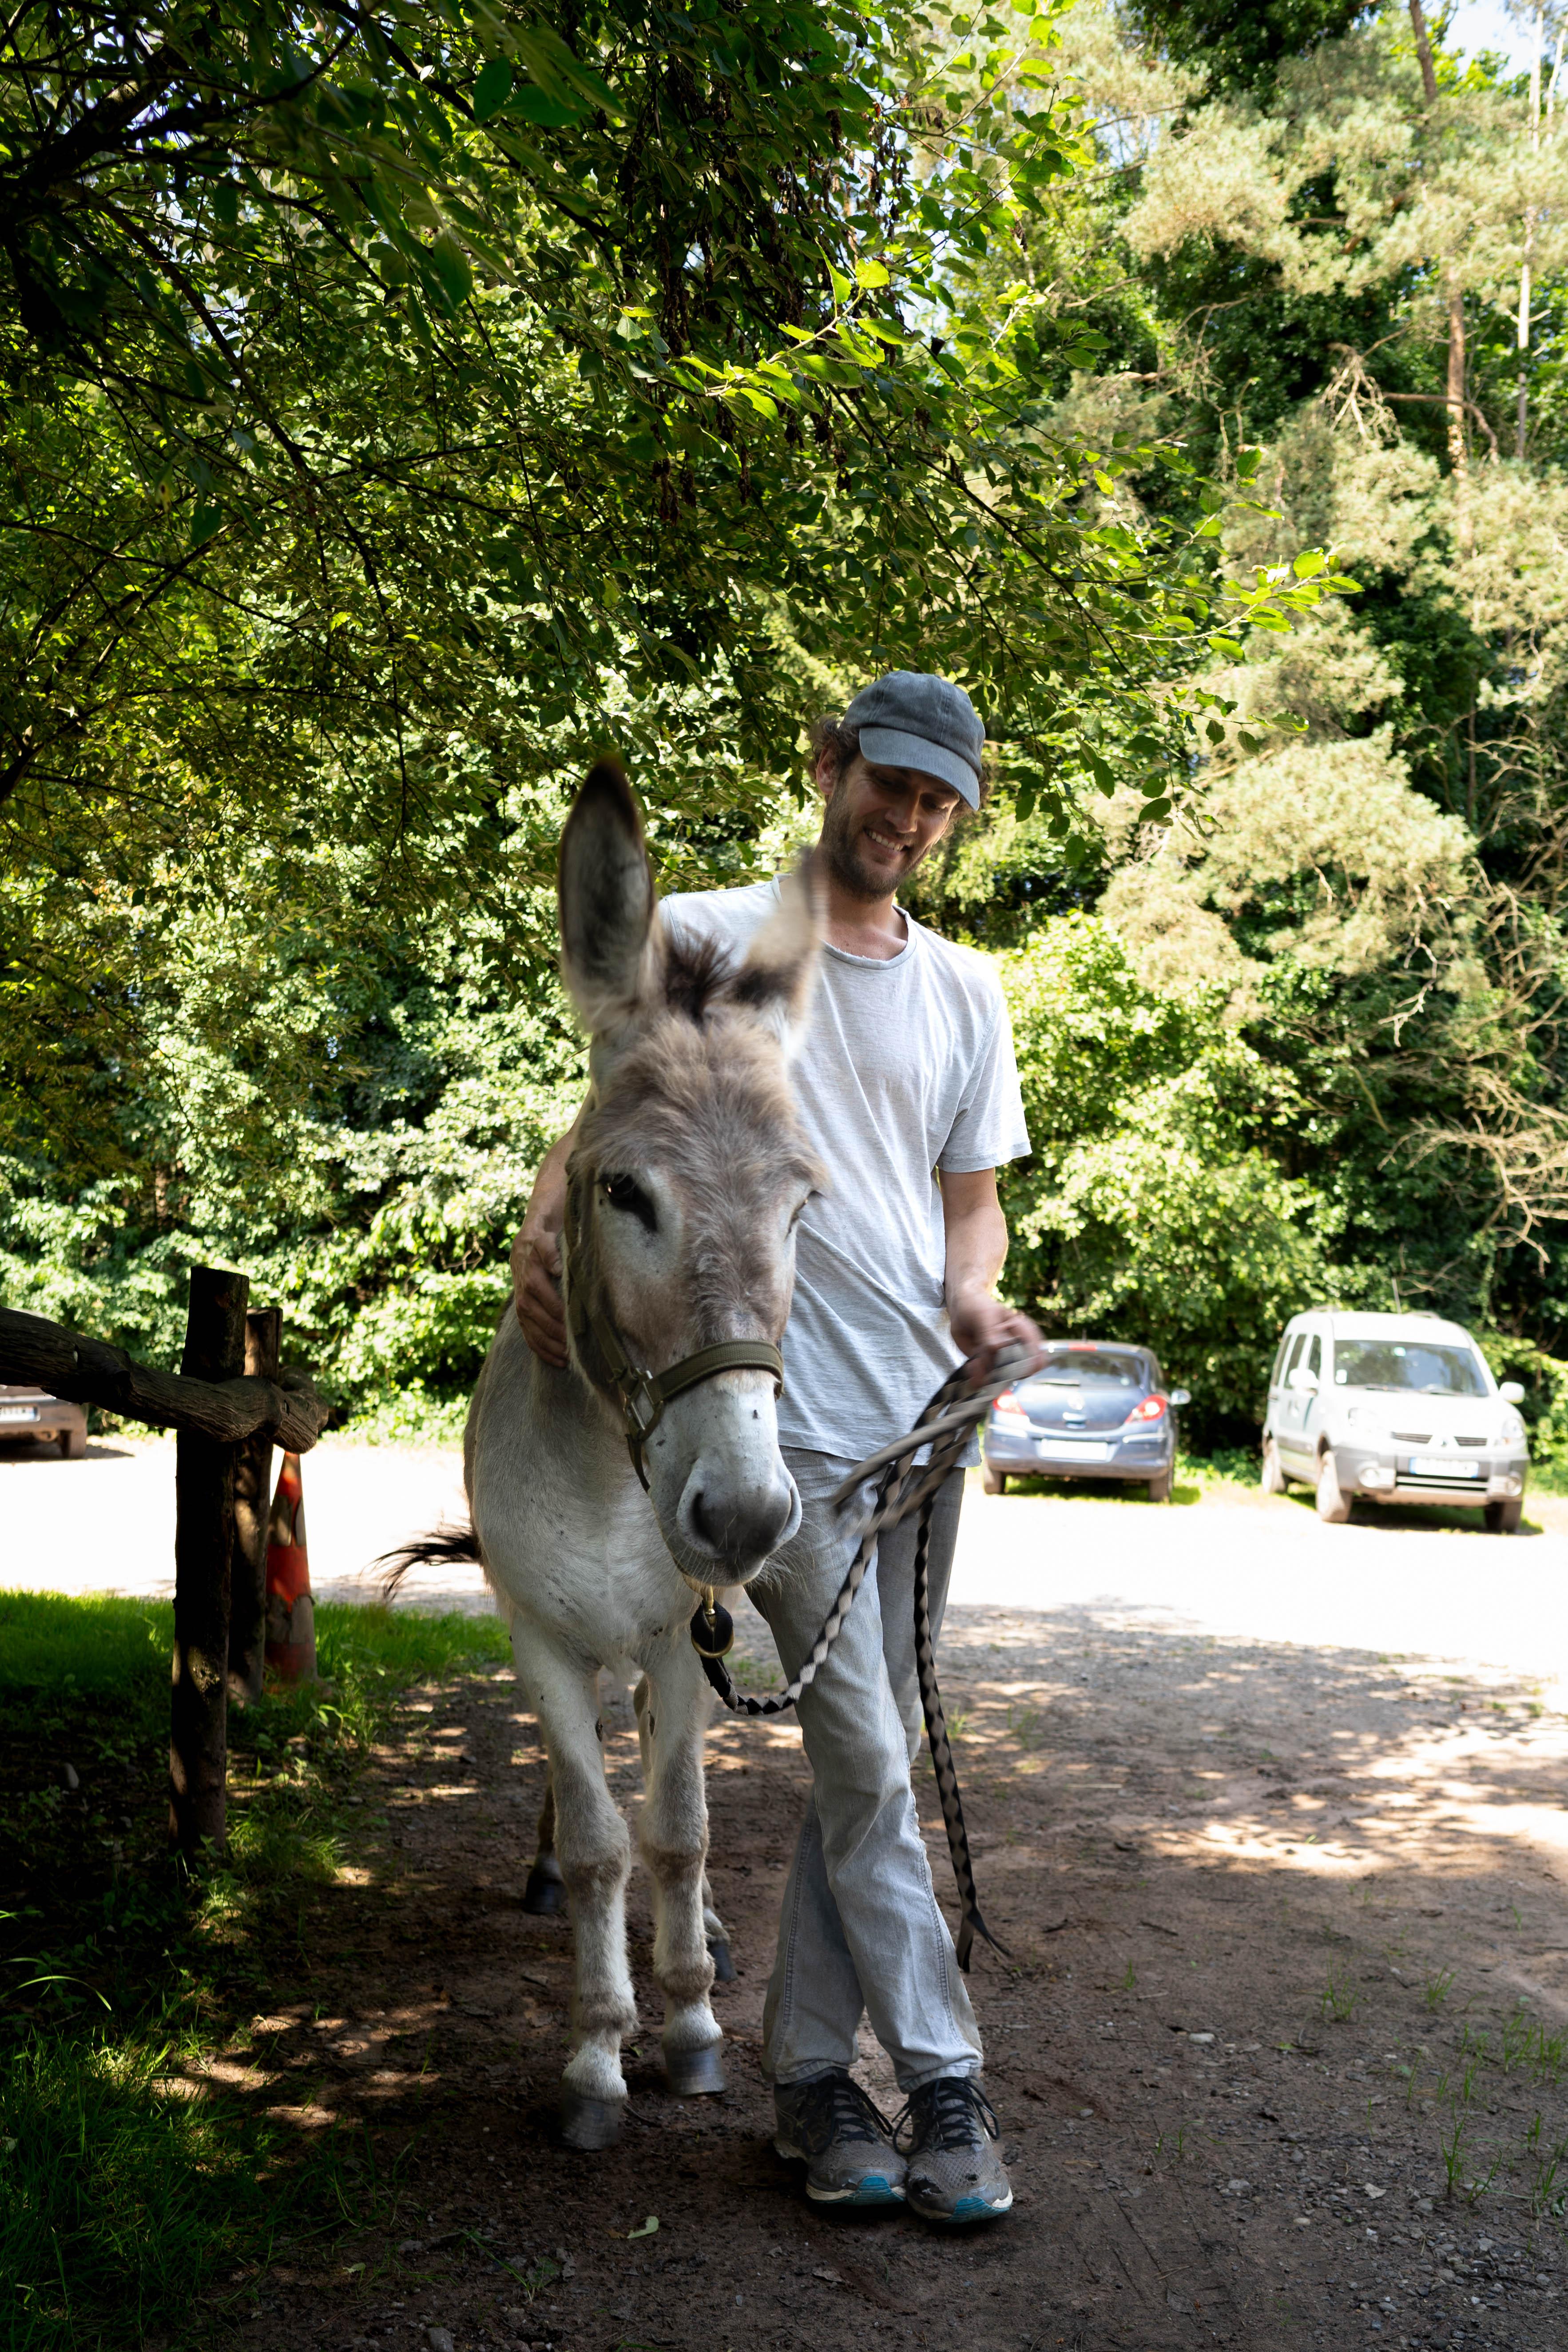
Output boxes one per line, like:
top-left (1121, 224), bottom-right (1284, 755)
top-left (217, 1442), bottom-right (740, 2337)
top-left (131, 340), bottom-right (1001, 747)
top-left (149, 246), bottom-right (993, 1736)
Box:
top-left (819, 783), bottom-right (929, 902)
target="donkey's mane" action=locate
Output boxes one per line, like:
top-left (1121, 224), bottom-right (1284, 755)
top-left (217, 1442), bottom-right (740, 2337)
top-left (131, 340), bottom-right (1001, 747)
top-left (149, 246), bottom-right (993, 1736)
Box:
top-left (659, 926), bottom-right (735, 1026)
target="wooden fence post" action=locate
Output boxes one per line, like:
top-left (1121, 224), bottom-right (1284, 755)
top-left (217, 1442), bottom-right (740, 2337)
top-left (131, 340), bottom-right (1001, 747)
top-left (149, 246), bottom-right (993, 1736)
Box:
top-left (228, 1307), bottom-right (281, 1706)
top-left (169, 1266), bottom-right (248, 1855)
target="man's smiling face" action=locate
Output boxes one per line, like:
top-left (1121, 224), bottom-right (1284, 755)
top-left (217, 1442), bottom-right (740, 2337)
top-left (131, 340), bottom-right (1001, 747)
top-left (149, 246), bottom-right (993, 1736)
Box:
top-left (817, 752), bottom-right (963, 902)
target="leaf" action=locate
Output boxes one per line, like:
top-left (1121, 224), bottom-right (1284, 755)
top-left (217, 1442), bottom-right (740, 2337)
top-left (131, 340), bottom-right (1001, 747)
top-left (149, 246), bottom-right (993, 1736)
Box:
top-left (189, 507), bottom-right (225, 548)
top-left (627, 2216), bottom-right (659, 2238)
top-left (508, 84), bottom-right (587, 128)
top-left (826, 261), bottom-right (853, 306)
top-left (854, 257), bottom-right (890, 288)
top-left (426, 234), bottom-right (473, 311)
top-left (473, 57), bottom-right (513, 120)
top-left (1292, 548), bottom-right (1326, 579)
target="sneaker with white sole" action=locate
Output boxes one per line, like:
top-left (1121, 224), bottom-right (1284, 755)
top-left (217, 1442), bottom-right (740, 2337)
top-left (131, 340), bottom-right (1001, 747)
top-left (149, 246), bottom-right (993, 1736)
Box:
top-left (896, 2076), bottom-right (1012, 2224)
top-left (773, 2070), bottom-right (907, 2206)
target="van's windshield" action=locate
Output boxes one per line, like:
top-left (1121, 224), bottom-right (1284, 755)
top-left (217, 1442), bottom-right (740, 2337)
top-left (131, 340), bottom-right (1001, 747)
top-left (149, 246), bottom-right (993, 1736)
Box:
top-left (1332, 1340), bottom-right (1487, 1397)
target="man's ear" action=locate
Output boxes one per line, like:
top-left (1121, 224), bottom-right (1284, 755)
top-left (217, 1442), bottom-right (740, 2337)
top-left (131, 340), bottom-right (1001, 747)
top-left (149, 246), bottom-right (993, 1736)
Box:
top-left (729, 851), bottom-right (823, 1062)
top-left (557, 760), bottom-right (661, 1036)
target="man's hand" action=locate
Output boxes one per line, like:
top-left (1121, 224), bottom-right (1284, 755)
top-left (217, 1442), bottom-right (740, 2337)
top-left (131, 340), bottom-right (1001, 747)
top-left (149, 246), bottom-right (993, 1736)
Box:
top-left (511, 1111), bottom-right (581, 1369)
top-left (940, 1167), bottom-right (1044, 1386)
top-left (948, 1287), bottom-right (1045, 1387)
top-left (512, 1216), bottom-right (568, 1367)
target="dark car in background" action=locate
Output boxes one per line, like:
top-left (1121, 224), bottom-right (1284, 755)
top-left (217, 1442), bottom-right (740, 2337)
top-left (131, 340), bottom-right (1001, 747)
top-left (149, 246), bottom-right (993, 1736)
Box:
top-left (0, 1383), bottom-right (87, 1458)
top-left (981, 1342), bottom-right (1189, 1502)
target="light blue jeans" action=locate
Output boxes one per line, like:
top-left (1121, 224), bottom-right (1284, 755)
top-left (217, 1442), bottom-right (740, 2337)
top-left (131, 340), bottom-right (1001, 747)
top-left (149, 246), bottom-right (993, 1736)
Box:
top-left (749, 1449), bottom-right (982, 2093)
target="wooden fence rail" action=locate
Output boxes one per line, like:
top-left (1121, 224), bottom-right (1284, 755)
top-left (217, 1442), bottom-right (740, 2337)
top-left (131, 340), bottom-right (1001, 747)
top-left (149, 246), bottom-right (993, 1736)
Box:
top-left (1, 1274), bottom-right (329, 1855)
top-left (0, 1303), bottom-right (328, 1452)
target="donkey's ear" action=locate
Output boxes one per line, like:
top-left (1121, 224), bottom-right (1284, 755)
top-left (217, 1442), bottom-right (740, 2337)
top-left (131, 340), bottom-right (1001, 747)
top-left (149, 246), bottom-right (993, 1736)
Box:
top-left (728, 850), bottom-right (823, 1061)
top-left (558, 760), bottom-right (661, 1035)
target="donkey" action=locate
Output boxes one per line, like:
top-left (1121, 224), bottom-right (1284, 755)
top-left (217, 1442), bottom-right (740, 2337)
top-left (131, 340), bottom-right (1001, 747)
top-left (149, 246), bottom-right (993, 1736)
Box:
top-left (428, 761), bottom-right (822, 2149)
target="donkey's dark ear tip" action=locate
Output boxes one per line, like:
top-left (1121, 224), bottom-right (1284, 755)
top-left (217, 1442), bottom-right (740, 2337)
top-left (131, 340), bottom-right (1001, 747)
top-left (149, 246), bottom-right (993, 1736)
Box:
top-left (583, 755), bottom-right (631, 799)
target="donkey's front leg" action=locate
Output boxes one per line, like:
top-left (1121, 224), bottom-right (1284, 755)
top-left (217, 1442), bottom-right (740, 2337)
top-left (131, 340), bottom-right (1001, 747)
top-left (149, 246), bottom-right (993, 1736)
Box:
top-left (515, 1631), bottom-right (636, 2148)
top-left (635, 1651), bottom-right (725, 2096)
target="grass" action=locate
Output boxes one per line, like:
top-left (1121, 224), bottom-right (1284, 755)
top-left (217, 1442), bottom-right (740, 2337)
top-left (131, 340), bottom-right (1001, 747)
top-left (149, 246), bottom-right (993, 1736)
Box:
top-left (0, 1587), bottom-right (508, 2351)
top-left (1, 2034), bottom-right (391, 2348)
top-left (977, 1447), bottom-right (1261, 1509)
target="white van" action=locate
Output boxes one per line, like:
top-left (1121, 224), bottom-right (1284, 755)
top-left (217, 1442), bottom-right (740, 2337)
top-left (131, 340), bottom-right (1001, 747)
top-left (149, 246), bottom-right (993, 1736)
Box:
top-left (1262, 1310), bottom-right (1528, 1530)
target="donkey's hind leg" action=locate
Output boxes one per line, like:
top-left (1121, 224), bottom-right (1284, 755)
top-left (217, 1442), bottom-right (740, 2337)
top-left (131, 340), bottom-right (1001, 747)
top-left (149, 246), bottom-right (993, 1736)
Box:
top-left (515, 1629), bottom-right (635, 2148)
top-left (522, 1776), bottom-right (567, 1916)
top-left (702, 1875), bottom-right (736, 1982)
top-left (635, 1654), bottom-right (725, 2095)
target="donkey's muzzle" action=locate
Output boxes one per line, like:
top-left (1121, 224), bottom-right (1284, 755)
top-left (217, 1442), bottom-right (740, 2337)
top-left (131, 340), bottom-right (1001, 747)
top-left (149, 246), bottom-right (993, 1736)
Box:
top-left (678, 1474), bottom-right (797, 1569)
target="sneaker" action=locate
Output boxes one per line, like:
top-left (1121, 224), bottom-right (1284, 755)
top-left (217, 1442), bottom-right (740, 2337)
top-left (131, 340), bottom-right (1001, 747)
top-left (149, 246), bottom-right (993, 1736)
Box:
top-left (773, 2070), bottom-right (907, 2206)
top-left (896, 2076), bottom-right (1012, 2224)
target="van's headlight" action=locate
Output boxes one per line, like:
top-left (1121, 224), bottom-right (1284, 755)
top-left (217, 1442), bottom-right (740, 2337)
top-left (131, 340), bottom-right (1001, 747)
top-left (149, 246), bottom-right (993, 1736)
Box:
top-left (1345, 1406), bottom-right (1369, 1426)
top-left (1497, 1408), bottom-right (1525, 1448)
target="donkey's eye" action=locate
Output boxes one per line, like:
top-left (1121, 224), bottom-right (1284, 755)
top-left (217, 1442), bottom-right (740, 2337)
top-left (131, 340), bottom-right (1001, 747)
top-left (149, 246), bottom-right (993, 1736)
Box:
top-left (601, 1173), bottom-right (658, 1233)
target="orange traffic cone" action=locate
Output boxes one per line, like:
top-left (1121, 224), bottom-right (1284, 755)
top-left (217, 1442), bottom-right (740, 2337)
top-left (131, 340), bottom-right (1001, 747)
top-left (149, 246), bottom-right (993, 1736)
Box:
top-left (265, 1450), bottom-right (317, 1681)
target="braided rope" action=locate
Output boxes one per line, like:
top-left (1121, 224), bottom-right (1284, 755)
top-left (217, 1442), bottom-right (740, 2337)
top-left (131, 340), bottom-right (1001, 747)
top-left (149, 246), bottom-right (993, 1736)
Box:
top-left (694, 1352), bottom-right (1023, 1966)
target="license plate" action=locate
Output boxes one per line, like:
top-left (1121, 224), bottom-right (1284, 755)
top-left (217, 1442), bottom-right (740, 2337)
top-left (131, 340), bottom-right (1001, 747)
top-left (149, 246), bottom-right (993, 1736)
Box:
top-left (0, 1405), bottom-right (39, 1422)
top-left (1036, 1437), bottom-right (1112, 1463)
top-left (1409, 1454), bottom-right (1481, 1480)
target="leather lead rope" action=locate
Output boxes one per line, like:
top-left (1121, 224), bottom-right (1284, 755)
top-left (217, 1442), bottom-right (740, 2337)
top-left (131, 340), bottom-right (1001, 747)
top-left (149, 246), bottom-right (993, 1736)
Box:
top-left (691, 1355), bottom-right (1021, 1971)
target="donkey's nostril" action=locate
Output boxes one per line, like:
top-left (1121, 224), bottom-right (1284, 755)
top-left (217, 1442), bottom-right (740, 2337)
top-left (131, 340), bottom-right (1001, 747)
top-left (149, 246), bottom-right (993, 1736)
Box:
top-left (684, 1480), bottom-right (794, 1564)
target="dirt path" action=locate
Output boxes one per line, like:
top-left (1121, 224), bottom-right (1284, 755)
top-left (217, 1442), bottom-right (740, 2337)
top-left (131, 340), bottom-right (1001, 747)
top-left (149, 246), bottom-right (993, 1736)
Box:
top-left (193, 1597), bottom-right (1568, 2352)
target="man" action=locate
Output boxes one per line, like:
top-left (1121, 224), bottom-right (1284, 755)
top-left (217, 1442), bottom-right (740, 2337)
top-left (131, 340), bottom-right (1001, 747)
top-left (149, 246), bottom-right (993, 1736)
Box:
top-left (513, 671), bottom-right (1041, 2224)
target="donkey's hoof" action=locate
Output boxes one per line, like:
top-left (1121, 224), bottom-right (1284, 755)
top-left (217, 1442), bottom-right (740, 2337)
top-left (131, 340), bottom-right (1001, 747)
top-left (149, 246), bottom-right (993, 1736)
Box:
top-left (559, 2089), bottom-right (624, 2149)
top-left (523, 1863), bottom-right (567, 1916)
top-left (707, 1936), bottom-right (735, 1983)
top-left (663, 2041), bottom-right (727, 2097)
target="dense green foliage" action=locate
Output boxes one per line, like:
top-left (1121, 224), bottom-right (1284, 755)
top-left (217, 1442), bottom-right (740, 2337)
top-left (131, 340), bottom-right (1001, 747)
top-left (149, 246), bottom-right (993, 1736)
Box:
top-left (6, 0), bottom-right (1568, 1455)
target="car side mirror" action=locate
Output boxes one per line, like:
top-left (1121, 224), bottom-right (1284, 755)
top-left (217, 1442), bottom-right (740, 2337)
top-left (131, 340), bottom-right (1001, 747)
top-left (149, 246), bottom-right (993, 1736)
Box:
top-left (1169, 1388), bottom-right (1191, 1408)
top-left (1500, 1380), bottom-right (1525, 1405)
top-left (1289, 1365), bottom-right (1318, 1393)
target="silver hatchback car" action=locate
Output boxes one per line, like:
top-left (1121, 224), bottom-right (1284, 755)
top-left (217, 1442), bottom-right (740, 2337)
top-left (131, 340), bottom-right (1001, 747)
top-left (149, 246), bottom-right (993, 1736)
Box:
top-left (981, 1341), bottom-right (1190, 1502)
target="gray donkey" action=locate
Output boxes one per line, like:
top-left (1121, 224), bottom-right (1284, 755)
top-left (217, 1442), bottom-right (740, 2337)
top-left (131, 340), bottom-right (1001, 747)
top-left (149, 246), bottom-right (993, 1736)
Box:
top-left (425, 761), bottom-right (822, 2149)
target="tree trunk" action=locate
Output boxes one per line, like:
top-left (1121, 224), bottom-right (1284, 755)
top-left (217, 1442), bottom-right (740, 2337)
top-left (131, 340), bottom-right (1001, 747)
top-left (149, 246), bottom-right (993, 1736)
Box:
top-left (169, 1267), bottom-right (248, 1856)
top-left (1409, 0), bottom-right (1473, 547)
top-left (228, 1306), bottom-right (280, 1707)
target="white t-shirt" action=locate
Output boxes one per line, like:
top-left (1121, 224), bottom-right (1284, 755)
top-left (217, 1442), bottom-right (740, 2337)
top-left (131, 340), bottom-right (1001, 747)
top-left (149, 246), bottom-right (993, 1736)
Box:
top-left (660, 880), bottom-right (1032, 1460)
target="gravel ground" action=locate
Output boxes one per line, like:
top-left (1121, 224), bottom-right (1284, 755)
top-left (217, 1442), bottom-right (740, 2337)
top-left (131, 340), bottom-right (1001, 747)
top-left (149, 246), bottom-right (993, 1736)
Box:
top-left (152, 1597), bottom-right (1568, 2352)
top-left (11, 1434), bottom-right (1568, 2350)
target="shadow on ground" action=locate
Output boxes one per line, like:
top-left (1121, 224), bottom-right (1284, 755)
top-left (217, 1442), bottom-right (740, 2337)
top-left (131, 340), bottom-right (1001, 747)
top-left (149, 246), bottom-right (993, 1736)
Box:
top-left (101, 1601), bottom-right (1564, 2352)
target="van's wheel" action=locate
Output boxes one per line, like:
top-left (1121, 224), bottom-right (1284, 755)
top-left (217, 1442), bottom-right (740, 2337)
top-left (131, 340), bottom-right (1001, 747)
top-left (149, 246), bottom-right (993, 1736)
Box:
top-left (980, 1462), bottom-right (1007, 1496)
top-left (1146, 1469), bottom-right (1172, 1503)
top-left (1315, 1455), bottom-right (1353, 1524)
top-left (1484, 1497), bottom-right (1523, 1534)
top-left (1260, 1438), bottom-right (1285, 1494)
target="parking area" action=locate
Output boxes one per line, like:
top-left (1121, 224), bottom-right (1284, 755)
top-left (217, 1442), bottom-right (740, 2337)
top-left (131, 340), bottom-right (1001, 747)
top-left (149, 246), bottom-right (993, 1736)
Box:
top-left (6, 1432), bottom-right (1568, 1684)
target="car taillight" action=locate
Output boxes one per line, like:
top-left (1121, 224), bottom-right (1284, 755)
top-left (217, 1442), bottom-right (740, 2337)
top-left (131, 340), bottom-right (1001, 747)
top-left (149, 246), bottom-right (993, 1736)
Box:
top-left (1128, 1393), bottom-right (1168, 1422)
top-left (993, 1389), bottom-right (1027, 1418)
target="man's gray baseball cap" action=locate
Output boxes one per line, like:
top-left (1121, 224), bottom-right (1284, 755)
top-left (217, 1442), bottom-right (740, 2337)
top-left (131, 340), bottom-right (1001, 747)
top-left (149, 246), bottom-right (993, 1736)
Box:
top-left (843, 671), bottom-right (985, 809)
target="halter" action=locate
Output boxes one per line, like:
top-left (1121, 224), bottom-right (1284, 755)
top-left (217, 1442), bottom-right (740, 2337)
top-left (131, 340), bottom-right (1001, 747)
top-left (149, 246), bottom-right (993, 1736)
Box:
top-left (562, 1184), bottom-right (785, 1491)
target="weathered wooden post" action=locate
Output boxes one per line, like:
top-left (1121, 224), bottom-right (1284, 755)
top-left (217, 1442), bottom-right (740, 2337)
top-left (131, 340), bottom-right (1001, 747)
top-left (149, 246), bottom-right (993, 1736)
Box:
top-left (169, 1266), bottom-right (248, 1855)
top-left (228, 1306), bottom-right (281, 1706)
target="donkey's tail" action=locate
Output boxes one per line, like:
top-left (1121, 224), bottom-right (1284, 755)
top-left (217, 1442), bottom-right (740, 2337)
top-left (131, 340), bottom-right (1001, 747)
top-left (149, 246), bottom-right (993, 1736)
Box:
top-left (375, 1520), bottom-right (483, 1603)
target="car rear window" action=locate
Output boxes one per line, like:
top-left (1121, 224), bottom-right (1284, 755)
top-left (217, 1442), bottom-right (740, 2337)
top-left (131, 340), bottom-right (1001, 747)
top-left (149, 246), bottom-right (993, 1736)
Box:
top-left (1332, 1339), bottom-right (1487, 1396)
top-left (1033, 1350), bottom-right (1145, 1390)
